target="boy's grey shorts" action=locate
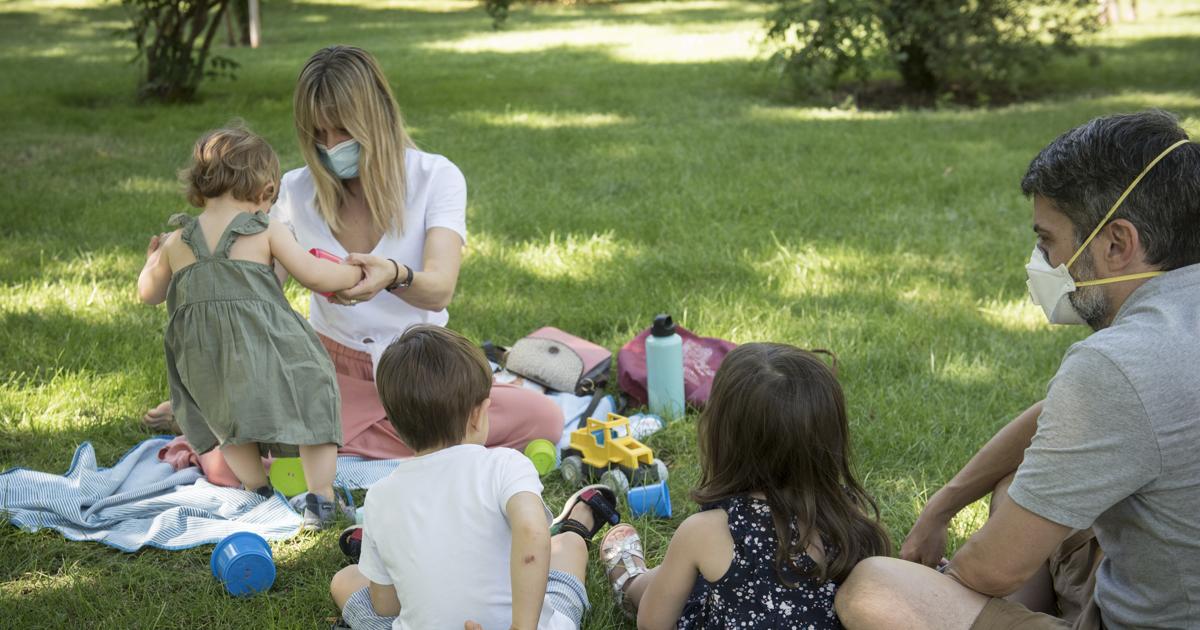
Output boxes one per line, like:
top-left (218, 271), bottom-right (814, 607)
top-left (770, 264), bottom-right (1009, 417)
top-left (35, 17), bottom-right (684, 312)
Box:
top-left (342, 569), bottom-right (589, 629)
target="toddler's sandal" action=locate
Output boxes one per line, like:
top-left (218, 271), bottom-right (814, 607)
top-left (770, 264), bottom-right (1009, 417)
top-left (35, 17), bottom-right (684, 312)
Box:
top-left (601, 524), bottom-right (647, 619)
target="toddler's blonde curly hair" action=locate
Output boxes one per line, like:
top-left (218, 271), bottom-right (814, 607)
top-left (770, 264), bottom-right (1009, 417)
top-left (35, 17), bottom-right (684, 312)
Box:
top-left (180, 122), bottom-right (280, 208)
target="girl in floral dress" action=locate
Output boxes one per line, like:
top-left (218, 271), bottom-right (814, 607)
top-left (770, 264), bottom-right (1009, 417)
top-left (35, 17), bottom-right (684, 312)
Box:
top-left (600, 343), bottom-right (892, 629)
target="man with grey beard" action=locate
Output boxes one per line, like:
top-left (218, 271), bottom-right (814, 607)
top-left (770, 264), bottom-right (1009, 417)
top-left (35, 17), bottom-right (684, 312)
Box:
top-left (834, 110), bottom-right (1200, 629)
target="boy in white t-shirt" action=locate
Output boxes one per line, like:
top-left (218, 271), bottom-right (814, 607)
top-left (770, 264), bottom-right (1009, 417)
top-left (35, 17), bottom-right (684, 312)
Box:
top-left (328, 325), bottom-right (621, 630)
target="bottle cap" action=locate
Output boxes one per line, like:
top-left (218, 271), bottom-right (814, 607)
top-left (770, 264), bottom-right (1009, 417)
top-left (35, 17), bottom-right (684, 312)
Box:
top-left (651, 314), bottom-right (676, 337)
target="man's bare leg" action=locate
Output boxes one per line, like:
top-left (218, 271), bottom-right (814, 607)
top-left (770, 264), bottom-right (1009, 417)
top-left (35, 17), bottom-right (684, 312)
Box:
top-left (835, 557), bottom-right (990, 630)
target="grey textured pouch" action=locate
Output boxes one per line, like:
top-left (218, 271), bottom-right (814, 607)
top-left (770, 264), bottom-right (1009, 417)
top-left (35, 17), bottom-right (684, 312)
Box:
top-left (505, 338), bottom-right (585, 393)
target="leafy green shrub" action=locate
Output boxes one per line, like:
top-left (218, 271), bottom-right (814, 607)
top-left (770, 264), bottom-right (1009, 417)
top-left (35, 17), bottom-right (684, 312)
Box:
top-left (120, 0), bottom-right (240, 102)
top-left (766, 0), bottom-right (1099, 103)
top-left (485, 0), bottom-right (511, 29)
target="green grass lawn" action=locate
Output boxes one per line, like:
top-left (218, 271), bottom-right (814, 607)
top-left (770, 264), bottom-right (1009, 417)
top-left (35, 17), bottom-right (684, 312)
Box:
top-left (1, 0), bottom-right (1198, 626)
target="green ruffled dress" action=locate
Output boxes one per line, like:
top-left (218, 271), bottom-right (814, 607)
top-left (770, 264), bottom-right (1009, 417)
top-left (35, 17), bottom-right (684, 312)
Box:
top-left (164, 211), bottom-right (342, 457)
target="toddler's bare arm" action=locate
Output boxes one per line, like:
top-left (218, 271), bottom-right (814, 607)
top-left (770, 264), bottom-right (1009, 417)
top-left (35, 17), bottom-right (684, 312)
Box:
top-left (266, 221), bottom-right (362, 293)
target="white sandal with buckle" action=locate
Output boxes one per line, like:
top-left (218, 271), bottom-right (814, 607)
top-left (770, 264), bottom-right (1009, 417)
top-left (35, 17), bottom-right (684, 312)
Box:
top-left (601, 524), bottom-right (648, 619)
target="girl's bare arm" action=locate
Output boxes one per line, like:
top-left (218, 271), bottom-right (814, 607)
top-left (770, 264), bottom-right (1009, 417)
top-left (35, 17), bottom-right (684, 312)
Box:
top-left (266, 220), bottom-right (362, 293)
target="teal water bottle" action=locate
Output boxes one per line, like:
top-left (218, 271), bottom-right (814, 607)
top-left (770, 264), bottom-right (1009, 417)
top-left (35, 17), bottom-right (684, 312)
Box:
top-left (646, 314), bottom-right (685, 420)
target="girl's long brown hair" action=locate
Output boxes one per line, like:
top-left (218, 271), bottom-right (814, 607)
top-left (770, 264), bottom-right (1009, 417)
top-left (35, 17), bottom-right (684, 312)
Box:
top-left (692, 343), bottom-right (891, 585)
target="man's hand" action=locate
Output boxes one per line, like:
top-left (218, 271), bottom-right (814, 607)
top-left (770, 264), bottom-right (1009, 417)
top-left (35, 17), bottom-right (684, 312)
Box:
top-left (900, 507), bottom-right (950, 568)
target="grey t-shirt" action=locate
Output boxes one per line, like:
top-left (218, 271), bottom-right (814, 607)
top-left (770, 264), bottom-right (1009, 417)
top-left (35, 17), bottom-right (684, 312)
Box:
top-left (1009, 263), bottom-right (1200, 629)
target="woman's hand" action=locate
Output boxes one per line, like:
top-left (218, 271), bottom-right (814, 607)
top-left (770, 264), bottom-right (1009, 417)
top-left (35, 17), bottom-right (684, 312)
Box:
top-left (138, 232), bottom-right (173, 305)
top-left (143, 233), bottom-right (168, 267)
top-left (900, 504), bottom-right (951, 568)
top-left (329, 253), bottom-right (393, 305)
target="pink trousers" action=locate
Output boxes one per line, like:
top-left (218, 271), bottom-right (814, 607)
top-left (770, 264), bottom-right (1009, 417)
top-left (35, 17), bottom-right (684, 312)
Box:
top-left (319, 334), bottom-right (563, 459)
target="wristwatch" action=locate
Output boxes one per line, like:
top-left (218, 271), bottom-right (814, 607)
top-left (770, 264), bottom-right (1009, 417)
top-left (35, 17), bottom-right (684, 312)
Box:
top-left (386, 258), bottom-right (413, 291)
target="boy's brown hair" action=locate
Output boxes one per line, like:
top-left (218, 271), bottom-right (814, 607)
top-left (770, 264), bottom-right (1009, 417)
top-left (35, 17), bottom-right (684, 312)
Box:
top-left (180, 122), bottom-right (281, 208)
top-left (375, 325), bottom-right (492, 452)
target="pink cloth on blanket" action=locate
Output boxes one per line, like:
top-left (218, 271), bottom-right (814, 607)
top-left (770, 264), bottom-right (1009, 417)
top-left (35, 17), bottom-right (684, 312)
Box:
top-left (156, 435), bottom-right (263, 488)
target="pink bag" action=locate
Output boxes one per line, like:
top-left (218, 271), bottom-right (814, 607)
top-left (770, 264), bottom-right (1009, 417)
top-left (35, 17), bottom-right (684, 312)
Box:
top-left (504, 327), bottom-right (612, 395)
top-left (618, 325), bottom-right (737, 408)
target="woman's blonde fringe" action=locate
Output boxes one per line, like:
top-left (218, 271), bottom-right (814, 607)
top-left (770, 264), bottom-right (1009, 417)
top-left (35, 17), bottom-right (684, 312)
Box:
top-left (294, 46), bottom-right (416, 236)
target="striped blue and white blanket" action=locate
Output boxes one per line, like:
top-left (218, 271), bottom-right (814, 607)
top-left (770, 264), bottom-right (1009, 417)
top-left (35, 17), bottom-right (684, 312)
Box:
top-left (0, 437), bottom-right (297, 552)
top-left (0, 437), bottom-right (405, 552)
top-left (0, 391), bottom-right (616, 552)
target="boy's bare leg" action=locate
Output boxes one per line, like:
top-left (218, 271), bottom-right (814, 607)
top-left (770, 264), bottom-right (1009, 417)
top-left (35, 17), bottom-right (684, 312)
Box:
top-left (219, 442), bottom-right (268, 489)
top-left (835, 557), bottom-right (990, 630)
top-left (551, 502), bottom-right (593, 582)
top-left (330, 565), bottom-right (369, 610)
top-left (299, 443), bottom-right (338, 502)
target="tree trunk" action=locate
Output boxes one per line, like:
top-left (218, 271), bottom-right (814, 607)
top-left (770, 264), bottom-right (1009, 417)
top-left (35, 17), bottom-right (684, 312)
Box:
top-left (897, 41), bottom-right (937, 94)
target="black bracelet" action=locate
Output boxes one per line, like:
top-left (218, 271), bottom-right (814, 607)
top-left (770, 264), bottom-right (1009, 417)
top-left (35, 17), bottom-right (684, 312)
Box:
top-left (386, 258), bottom-right (413, 291)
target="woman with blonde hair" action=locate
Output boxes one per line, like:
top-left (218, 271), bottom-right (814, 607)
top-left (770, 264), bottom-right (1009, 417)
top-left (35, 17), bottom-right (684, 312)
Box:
top-left (145, 45), bottom-right (563, 477)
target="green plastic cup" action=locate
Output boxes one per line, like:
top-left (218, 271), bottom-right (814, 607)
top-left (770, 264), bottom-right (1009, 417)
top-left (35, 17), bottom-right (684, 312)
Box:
top-left (268, 457), bottom-right (307, 497)
top-left (524, 439), bottom-right (559, 476)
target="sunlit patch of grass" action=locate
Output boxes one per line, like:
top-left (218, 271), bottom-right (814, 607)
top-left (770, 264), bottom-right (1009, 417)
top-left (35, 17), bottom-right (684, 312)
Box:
top-left (745, 104), bottom-right (901, 122)
top-left (117, 176), bottom-right (178, 196)
top-left (978, 296), bottom-right (1047, 333)
top-left (422, 9), bottom-right (767, 64)
top-left (294, 0), bottom-right (477, 10)
top-left (475, 231), bottom-right (626, 281)
top-left (456, 109), bottom-right (632, 129)
top-left (949, 499), bottom-right (992, 546)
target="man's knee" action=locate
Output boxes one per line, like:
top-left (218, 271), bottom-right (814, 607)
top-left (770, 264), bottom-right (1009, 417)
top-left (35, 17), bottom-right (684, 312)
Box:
top-left (835, 556), bottom-right (905, 627)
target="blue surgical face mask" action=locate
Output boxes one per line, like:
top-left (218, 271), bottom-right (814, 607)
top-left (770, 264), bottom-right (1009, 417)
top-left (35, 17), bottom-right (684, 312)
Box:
top-left (317, 138), bottom-right (361, 179)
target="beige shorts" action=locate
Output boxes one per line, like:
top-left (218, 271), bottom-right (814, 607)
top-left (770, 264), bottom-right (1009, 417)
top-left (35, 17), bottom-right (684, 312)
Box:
top-left (971, 529), bottom-right (1105, 630)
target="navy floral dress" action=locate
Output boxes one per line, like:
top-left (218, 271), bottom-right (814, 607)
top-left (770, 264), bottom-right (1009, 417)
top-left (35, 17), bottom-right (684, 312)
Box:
top-left (678, 495), bottom-right (841, 630)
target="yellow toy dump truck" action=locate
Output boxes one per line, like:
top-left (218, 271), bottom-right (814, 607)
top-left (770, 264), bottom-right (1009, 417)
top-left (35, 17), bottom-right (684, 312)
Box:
top-left (560, 413), bottom-right (668, 496)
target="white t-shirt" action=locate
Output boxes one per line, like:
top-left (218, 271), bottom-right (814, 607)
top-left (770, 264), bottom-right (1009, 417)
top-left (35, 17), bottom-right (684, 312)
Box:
top-left (358, 445), bottom-right (573, 630)
top-left (271, 148), bottom-right (468, 354)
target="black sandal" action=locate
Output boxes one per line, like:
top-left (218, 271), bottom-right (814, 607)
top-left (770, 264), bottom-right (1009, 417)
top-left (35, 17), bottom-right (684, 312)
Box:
top-left (338, 525), bottom-right (363, 562)
top-left (551, 484), bottom-right (620, 542)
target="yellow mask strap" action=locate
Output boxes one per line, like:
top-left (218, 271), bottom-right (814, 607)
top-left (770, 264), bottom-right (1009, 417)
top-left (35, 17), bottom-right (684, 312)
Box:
top-left (1075, 271), bottom-right (1165, 287)
top-left (1066, 138), bottom-right (1190, 269)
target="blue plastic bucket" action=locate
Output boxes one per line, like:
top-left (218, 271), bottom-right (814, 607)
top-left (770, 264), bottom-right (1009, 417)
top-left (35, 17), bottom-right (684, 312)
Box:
top-left (210, 531), bottom-right (276, 596)
top-left (627, 482), bottom-right (672, 519)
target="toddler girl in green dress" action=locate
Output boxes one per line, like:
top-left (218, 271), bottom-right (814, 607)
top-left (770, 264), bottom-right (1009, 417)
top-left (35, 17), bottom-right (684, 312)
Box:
top-left (137, 125), bottom-right (363, 530)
